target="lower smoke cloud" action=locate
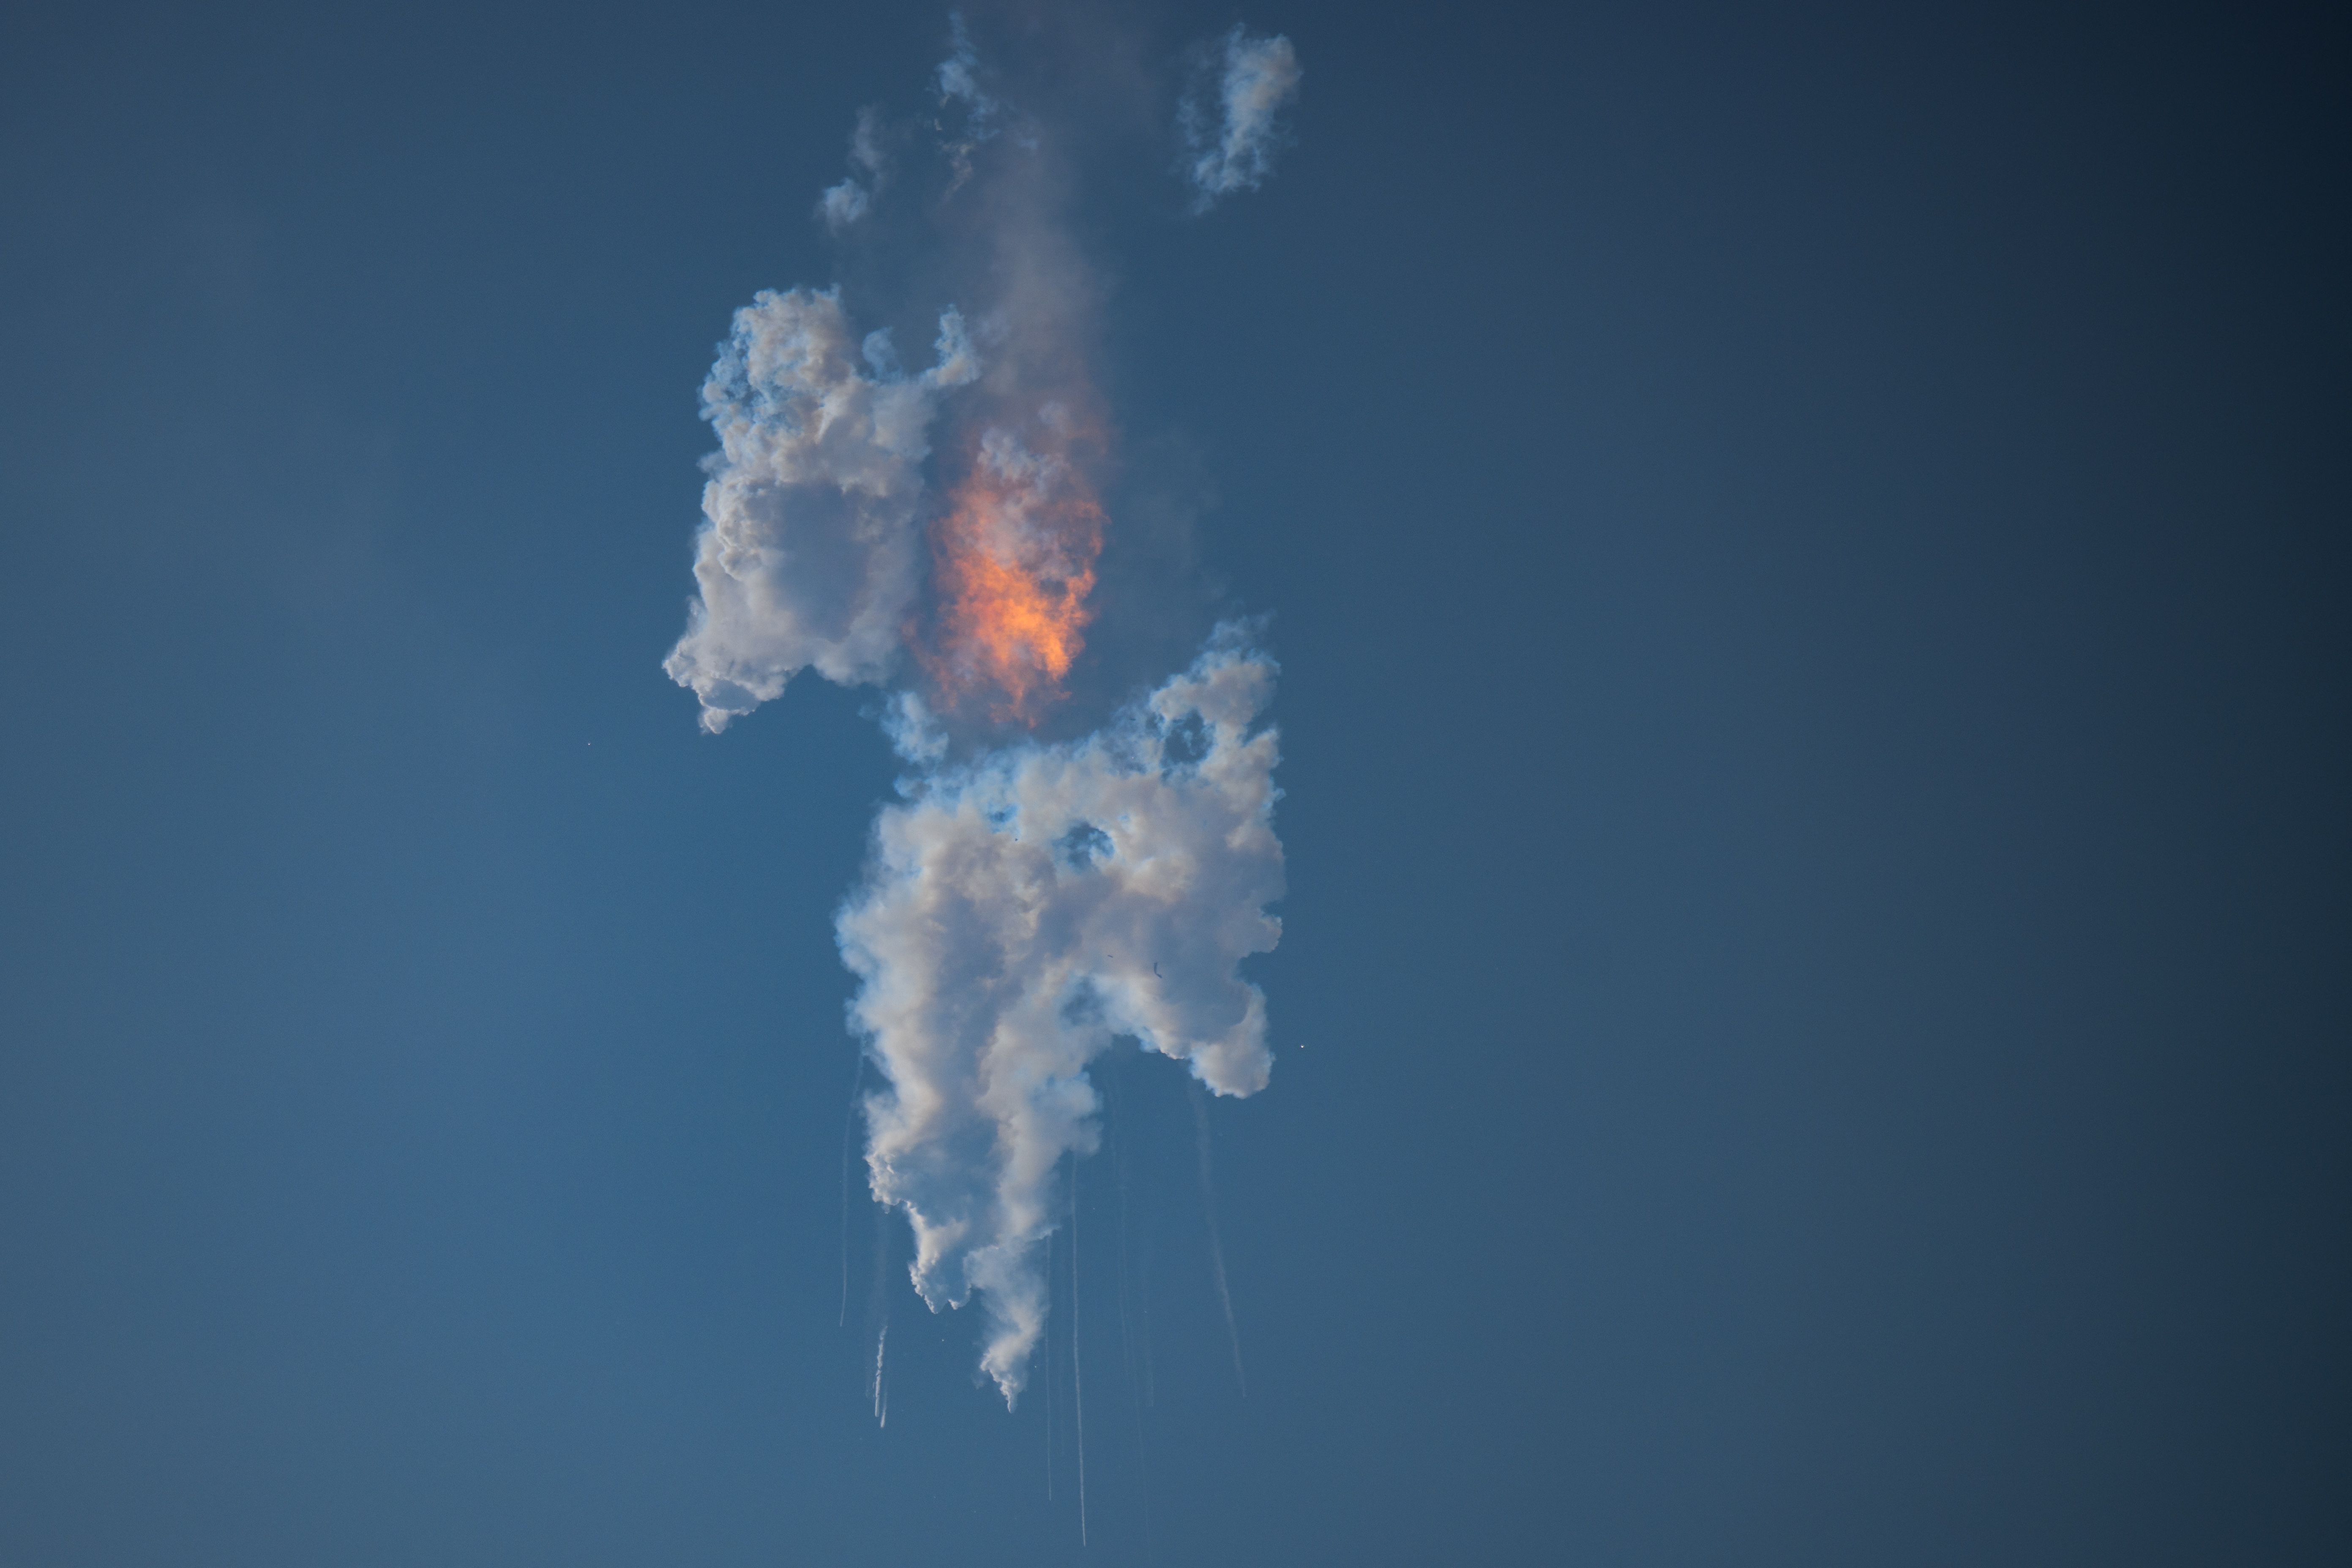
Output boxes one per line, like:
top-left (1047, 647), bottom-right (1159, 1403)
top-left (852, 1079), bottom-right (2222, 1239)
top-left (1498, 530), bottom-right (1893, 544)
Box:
top-left (841, 630), bottom-right (1283, 1402)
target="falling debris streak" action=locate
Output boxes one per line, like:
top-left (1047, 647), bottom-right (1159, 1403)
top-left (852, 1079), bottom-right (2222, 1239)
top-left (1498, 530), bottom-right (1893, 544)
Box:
top-left (1108, 1065), bottom-right (1153, 1548)
top-left (866, 1199), bottom-right (891, 1426)
top-left (870, 1208), bottom-right (889, 1424)
top-left (1045, 1224), bottom-right (1056, 1503)
top-left (1072, 1156), bottom-right (1088, 1549)
top-left (1190, 1078), bottom-right (1247, 1397)
top-left (1109, 1065), bottom-right (1137, 1384)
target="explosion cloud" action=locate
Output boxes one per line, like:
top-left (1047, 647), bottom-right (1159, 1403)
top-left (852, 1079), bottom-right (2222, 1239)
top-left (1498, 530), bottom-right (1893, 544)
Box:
top-left (667, 13), bottom-right (1301, 1405)
top-left (923, 425), bottom-right (1105, 724)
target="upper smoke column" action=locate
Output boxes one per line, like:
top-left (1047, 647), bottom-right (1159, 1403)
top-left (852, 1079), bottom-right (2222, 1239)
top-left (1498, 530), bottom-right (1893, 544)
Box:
top-left (666, 289), bottom-right (978, 733)
top-left (841, 630), bottom-right (1285, 1402)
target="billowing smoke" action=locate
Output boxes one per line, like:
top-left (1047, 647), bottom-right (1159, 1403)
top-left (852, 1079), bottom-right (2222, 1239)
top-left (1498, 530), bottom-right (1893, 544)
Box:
top-left (664, 289), bottom-right (977, 734)
top-left (1181, 27), bottom-right (1302, 208)
top-left (843, 634), bottom-right (1282, 1397)
top-left (667, 14), bottom-right (1300, 1406)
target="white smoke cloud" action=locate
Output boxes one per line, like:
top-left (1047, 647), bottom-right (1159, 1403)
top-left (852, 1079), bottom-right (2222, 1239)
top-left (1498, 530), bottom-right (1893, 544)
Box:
top-left (664, 287), bottom-right (979, 733)
top-left (1181, 27), bottom-right (1302, 208)
top-left (839, 629), bottom-right (1284, 1402)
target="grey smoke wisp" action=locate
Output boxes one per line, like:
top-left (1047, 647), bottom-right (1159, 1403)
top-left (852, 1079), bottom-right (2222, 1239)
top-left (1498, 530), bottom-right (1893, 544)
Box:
top-left (1070, 1156), bottom-right (1089, 1545)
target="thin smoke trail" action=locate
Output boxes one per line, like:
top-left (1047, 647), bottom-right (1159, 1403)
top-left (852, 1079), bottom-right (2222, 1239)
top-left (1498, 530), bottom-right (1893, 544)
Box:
top-left (1044, 1224), bottom-right (1055, 1502)
top-left (1106, 1058), bottom-right (1152, 1547)
top-left (868, 1199), bottom-right (892, 1427)
top-left (1071, 1155), bottom-right (1088, 1549)
top-left (1107, 1061), bottom-right (1137, 1389)
top-left (1189, 1078), bottom-right (1247, 1396)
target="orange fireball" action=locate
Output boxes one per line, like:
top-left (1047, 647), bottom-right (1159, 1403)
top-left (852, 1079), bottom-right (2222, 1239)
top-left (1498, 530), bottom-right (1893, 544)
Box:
top-left (923, 429), bottom-right (1104, 724)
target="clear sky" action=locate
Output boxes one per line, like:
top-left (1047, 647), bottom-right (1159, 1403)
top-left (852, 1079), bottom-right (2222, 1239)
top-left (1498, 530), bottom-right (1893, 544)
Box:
top-left (1, 2), bottom-right (2345, 1564)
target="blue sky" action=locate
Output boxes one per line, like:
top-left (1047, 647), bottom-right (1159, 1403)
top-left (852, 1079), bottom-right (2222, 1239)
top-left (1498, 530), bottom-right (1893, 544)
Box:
top-left (1, 2), bottom-right (2345, 1563)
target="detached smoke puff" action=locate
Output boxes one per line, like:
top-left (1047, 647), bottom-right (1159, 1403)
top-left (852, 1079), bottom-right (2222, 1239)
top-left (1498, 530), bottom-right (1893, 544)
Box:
top-left (666, 288), bottom-right (979, 733)
top-left (1182, 27), bottom-right (1302, 207)
top-left (817, 180), bottom-right (871, 232)
top-left (936, 16), bottom-right (997, 128)
top-left (841, 630), bottom-right (1284, 1402)
top-left (817, 107), bottom-right (891, 234)
top-left (935, 11), bottom-right (1000, 190)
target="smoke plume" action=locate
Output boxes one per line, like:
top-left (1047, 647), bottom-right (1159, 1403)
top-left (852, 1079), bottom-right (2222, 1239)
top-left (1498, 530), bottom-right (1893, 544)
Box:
top-left (666, 13), bottom-right (1299, 1407)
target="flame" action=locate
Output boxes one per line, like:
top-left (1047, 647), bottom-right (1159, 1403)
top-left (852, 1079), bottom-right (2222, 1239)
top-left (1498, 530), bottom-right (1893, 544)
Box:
top-left (924, 428), bottom-right (1103, 724)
